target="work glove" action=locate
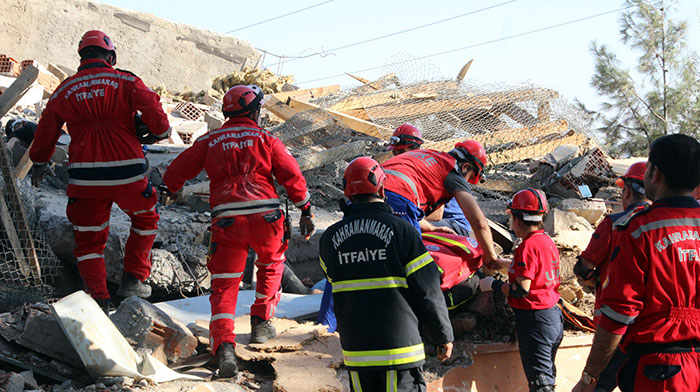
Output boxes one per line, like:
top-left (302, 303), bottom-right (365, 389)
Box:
top-left (479, 276), bottom-right (495, 292)
top-left (299, 215), bottom-right (316, 240)
top-left (31, 163), bottom-right (55, 187)
top-left (134, 113), bottom-right (159, 145)
top-left (158, 185), bottom-right (181, 205)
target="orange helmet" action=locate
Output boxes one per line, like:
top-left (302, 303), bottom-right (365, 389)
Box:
top-left (343, 157), bottom-right (386, 199)
top-left (222, 85), bottom-right (264, 116)
top-left (507, 188), bottom-right (548, 221)
top-left (615, 161), bottom-right (646, 193)
top-left (452, 140), bottom-right (487, 184)
top-left (387, 123), bottom-right (423, 152)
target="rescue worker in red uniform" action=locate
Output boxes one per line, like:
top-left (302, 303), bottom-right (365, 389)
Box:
top-left (573, 162), bottom-right (649, 392)
top-left (30, 30), bottom-right (170, 311)
top-left (490, 188), bottom-right (562, 392)
top-left (573, 134), bottom-right (700, 392)
top-left (162, 84), bottom-right (315, 378)
top-left (381, 140), bottom-right (506, 268)
top-left (320, 157), bottom-right (453, 392)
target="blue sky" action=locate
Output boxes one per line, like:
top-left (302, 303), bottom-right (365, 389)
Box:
top-left (98, 0), bottom-right (699, 110)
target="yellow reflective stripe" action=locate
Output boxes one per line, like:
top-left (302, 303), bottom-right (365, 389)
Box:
top-left (350, 371), bottom-right (363, 392)
top-left (319, 256), bottom-right (327, 274)
top-left (404, 251), bottom-right (433, 277)
top-left (387, 370), bottom-right (397, 392)
top-left (343, 343), bottom-right (425, 367)
top-left (332, 276), bottom-right (407, 293)
top-left (422, 233), bottom-right (472, 255)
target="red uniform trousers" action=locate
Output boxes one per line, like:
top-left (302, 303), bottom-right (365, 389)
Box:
top-left (208, 209), bottom-right (287, 354)
top-left (66, 178), bottom-right (159, 299)
top-left (619, 343), bottom-right (700, 392)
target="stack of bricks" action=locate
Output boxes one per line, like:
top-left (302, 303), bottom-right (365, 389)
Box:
top-left (172, 101), bottom-right (204, 121)
top-left (0, 55), bottom-right (21, 76)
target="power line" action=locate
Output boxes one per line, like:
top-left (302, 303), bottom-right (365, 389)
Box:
top-left (224, 0), bottom-right (335, 34)
top-left (299, 6), bottom-right (632, 85)
top-left (264, 0), bottom-right (518, 68)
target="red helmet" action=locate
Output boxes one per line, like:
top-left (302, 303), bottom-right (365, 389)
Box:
top-left (387, 123), bottom-right (423, 151)
top-left (222, 85), bottom-right (264, 116)
top-left (453, 140), bottom-right (487, 184)
top-left (343, 157), bottom-right (386, 199)
top-left (507, 188), bottom-right (548, 221)
top-left (78, 30), bottom-right (116, 53)
top-left (615, 161), bottom-right (646, 187)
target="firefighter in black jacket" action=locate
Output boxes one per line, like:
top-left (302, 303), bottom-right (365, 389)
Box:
top-left (319, 157), bottom-right (454, 392)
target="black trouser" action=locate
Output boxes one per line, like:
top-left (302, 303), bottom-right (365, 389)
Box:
top-left (618, 340), bottom-right (700, 392)
top-left (443, 274), bottom-right (479, 310)
top-left (349, 367), bottom-right (426, 392)
top-left (513, 305), bottom-right (563, 392)
top-left (594, 347), bottom-right (626, 392)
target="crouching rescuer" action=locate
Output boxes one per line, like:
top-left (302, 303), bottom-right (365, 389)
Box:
top-left (30, 30), bottom-right (171, 311)
top-left (319, 157), bottom-right (453, 391)
top-left (162, 84), bottom-right (315, 378)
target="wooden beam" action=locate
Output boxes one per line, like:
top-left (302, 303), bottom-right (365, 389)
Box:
top-left (286, 98), bottom-right (392, 139)
top-left (341, 95), bottom-right (494, 121)
top-left (488, 134), bottom-right (588, 166)
top-left (456, 59), bottom-right (474, 82)
top-left (264, 95), bottom-right (300, 121)
top-left (0, 65), bottom-right (39, 117)
top-left (296, 140), bottom-right (368, 171)
top-left (0, 194), bottom-right (30, 281)
top-left (269, 85), bottom-right (341, 102)
top-left (422, 119), bottom-right (569, 152)
top-left (15, 141), bottom-right (34, 180)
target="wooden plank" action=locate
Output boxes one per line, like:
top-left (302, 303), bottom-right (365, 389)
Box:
top-left (14, 141), bottom-right (33, 180)
top-left (0, 65), bottom-right (39, 117)
top-left (0, 194), bottom-right (30, 280)
top-left (422, 119), bottom-right (569, 152)
top-left (264, 95), bottom-right (299, 121)
top-left (296, 140), bottom-right (368, 171)
top-left (286, 98), bottom-right (392, 139)
top-left (341, 95), bottom-right (494, 121)
top-left (488, 133), bottom-right (588, 166)
top-left (269, 85), bottom-right (341, 102)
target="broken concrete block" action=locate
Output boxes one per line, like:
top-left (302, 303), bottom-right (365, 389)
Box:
top-left (173, 121), bottom-right (208, 144)
top-left (544, 209), bottom-right (593, 237)
top-left (0, 372), bottom-right (24, 392)
top-left (110, 296), bottom-right (198, 363)
top-left (20, 306), bottom-right (82, 365)
top-left (204, 110), bottom-right (224, 131)
top-left (542, 145), bottom-right (579, 170)
top-left (558, 198), bottom-right (607, 226)
top-left (19, 370), bottom-right (38, 390)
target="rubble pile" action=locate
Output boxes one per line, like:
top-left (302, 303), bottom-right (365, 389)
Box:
top-left (0, 37), bottom-right (633, 391)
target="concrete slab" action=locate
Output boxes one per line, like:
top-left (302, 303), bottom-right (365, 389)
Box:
top-left (153, 290), bottom-right (322, 327)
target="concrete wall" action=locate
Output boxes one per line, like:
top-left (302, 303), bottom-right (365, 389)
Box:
top-left (0, 0), bottom-right (261, 92)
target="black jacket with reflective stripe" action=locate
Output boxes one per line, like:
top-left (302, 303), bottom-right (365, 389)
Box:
top-left (319, 202), bottom-right (453, 371)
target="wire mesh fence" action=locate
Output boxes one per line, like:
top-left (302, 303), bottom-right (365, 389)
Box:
top-left (0, 164), bottom-right (63, 291)
top-left (310, 57), bottom-right (599, 214)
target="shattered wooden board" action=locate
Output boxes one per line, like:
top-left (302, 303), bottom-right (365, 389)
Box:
top-left (271, 333), bottom-right (344, 392)
top-left (285, 98), bottom-right (392, 139)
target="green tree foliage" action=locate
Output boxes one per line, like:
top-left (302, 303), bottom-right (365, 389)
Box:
top-left (586, 0), bottom-right (700, 157)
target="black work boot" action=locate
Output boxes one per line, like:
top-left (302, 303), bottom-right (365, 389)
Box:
top-left (95, 298), bottom-right (111, 315)
top-left (250, 316), bottom-right (277, 343)
top-left (117, 271), bottom-right (152, 298)
top-left (217, 342), bottom-right (238, 378)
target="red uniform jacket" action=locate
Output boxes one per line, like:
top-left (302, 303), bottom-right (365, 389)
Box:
top-left (163, 116), bottom-right (310, 216)
top-left (422, 232), bottom-right (483, 291)
top-left (599, 197), bottom-right (700, 350)
top-left (382, 149), bottom-right (457, 215)
top-left (581, 202), bottom-right (648, 321)
top-left (30, 59), bottom-right (170, 198)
